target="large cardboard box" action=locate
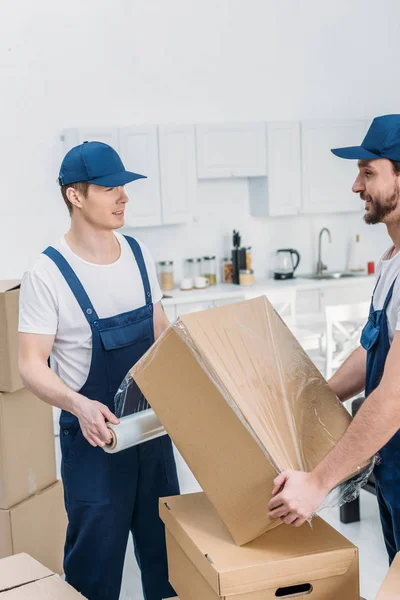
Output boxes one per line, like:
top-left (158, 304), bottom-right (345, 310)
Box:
top-left (0, 553), bottom-right (85, 598)
top-left (375, 553), bottom-right (400, 599)
top-left (160, 492), bottom-right (360, 600)
top-left (0, 387), bottom-right (57, 509)
top-left (0, 282), bottom-right (22, 394)
top-left (0, 481), bottom-right (67, 574)
top-left (133, 296), bottom-right (367, 545)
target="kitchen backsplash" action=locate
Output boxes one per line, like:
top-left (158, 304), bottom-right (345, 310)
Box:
top-left (123, 178), bottom-right (389, 287)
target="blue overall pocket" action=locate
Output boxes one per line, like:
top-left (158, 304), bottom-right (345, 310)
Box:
top-left (360, 318), bottom-right (380, 351)
top-left (61, 425), bottom-right (112, 506)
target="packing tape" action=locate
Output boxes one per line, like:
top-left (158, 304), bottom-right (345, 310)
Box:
top-left (103, 409), bottom-right (166, 454)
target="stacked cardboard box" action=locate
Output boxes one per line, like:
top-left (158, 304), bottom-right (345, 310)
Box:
top-left (0, 282), bottom-right (67, 574)
top-left (132, 296), bottom-right (372, 599)
top-left (0, 553), bottom-right (86, 598)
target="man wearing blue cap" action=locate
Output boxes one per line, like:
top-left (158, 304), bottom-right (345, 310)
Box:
top-left (18, 141), bottom-right (179, 599)
top-left (268, 115), bottom-right (400, 564)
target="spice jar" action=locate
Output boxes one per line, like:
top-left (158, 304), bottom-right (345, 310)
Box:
top-left (203, 256), bottom-right (217, 286)
top-left (158, 261), bottom-right (174, 291)
top-left (222, 258), bottom-right (233, 284)
top-left (239, 269), bottom-right (254, 286)
top-left (246, 247), bottom-right (252, 271)
top-left (193, 258), bottom-right (202, 278)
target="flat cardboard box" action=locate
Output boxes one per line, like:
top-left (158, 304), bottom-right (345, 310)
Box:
top-left (133, 296), bottom-right (367, 545)
top-left (0, 387), bottom-right (57, 509)
top-left (160, 492), bottom-right (359, 600)
top-left (375, 553), bottom-right (400, 599)
top-left (0, 282), bottom-right (22, 393)
top-left (0, 481), bottom-right (67, 575)
top-left (0, 553), bottom-right (85, 598)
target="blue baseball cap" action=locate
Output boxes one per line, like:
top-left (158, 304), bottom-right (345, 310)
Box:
top-left (331, 115), bottom-right (400, 161)
top-left (58, 141), bottom-right (146, 187)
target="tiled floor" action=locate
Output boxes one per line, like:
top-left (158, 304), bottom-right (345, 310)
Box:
top-left (54, 438), bottom-right (389, 600)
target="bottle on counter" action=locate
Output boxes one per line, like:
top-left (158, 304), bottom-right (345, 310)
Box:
top-left (239, 269), bottom-right (255, 286)
top-left (348, 234), bottom-right (366, 273)
top-left (158, 260), bottom-right (174, 291)
top-left (222, 257), bottom-right (233, 284)
top-left (203, 256), bottom-right (217, 285)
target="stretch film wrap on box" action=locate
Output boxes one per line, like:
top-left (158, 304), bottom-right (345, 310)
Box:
top-left (114, 295), bottom-right (374, 517)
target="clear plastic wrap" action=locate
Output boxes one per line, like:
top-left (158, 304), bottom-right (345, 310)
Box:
top-left (114, 295), bottom-right (374, 519)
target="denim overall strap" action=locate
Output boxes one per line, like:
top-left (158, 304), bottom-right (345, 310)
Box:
top-left (43, 247), bottom-right (99, 323)
top-left (123, 236), bottom-right (152, 305)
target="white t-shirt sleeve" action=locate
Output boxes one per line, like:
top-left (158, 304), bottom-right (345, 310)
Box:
top-left (18, 269), bottom-right (59, 335)
top-left (137, 240), bottom-right (163, 305)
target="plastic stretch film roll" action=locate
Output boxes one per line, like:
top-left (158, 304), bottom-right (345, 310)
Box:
top-left (103, 409), bottom-right (166, 454)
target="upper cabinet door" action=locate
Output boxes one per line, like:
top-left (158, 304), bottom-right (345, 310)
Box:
top-left (118, 126), bottom-right (162, 228)
top-left (301, 120), bottom-right (369, 214)
top-left (249, 122), bottom-right (302, 217)
top-left (158, 124), bottom-right (196, 225)
top-left (196, 123), bottom-right (268, 179)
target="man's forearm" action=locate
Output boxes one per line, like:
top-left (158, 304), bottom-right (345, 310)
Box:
top-left (328, 345), bottom-right (366, 402)
top-left (20, 359), bottom-right (83, 416)
top-left (313, 383), bottom-right (398, 491)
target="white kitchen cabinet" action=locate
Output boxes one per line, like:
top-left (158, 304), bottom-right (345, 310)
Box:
top-left (61, 127), bottom-right (119, 153)
top-left (118, 126), bottom-right (162, 227)
top-left (301, 120), bottom-right (369, 214)
top-left (196, 123), bottom-right (267, 179)
top-left (249, 121), bottom-right (302, 217)
top-left (158, 124), bottom-right (196, 225)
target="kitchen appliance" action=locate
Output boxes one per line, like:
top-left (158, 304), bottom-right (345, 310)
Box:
top-left (273, 249), bottom-right (300, 280)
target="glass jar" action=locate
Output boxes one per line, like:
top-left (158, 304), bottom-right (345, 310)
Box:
top-left (158, 261), bottom-right (174, 291)
top-left (203, 256), bottom-right (217, 286)
top-left (239, 269), bottom-right (254, 286)
top-left (246, 247), bottom-right (252, 271)
top-left (222, 258), bottom-right (233, 284)
top-left (184, 258), bottom-right (195, 279)
top-left (193, 258), bottom-right (202, 278)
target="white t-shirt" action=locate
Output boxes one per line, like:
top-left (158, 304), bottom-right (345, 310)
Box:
top-left (18, 232), bottom-right (162, 391)
top-left (373, 246), bottom-right (400, 343)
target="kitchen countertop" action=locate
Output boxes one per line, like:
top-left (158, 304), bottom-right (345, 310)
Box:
top-left (161, 274), bottom-right (374, 306)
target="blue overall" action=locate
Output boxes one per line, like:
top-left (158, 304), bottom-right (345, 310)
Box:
top-left (43, 236), bottom-right (180, 600)
top-left (360, 276), bottom-right (399, 565)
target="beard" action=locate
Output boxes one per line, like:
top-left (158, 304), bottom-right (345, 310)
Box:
top-left (362, 188), bottom-right (399, 225)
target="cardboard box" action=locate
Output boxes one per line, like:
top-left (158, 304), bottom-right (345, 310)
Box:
top-left (133, 296), bottom-right (366, 545)
top-left (0, 481), bottom-right (67, 574)
top-left (0, 387), bottom-right (57, 509)
top-left (0, 282), bottom-right (22, 393)
top-left (0, 553), bottom-right (85, 598)
top-left (160, 492), bottom-right (360, 600)
top-left (375, 553), bottom-right (400, 599)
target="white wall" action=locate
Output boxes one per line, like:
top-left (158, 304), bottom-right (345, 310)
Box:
top-left (0, 0), bottom-right (397, 280)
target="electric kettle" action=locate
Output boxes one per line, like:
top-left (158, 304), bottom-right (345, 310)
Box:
top-left (273, 249), bottom-right (301, 280)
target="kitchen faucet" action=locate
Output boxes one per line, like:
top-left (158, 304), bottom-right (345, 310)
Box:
top-left (316, 228), bottom-right (331, 276)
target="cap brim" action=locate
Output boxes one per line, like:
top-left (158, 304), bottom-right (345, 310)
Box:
top-left (331, 146), bottom-right (382, 160)
top-left (88, 170), bottom-right (147, 187)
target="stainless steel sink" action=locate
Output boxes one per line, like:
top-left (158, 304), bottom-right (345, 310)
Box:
top-left (302, 272), bottom-right (359, 280)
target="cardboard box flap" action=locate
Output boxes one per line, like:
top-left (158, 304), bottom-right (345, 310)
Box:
top-left (375, 553), bottom-right (400, 599)
top-left (0, 553), bottom-right (52, 592)
top-left (160, 493), bottom-right (357, 596)
top-left (0, 282), bottom-right (20, 294)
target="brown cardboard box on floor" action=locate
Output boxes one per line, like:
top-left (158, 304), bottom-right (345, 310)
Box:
top-left (0, 281), bottom-right (22, 394)
top-left (0, 387), bottom-right (57, 509)
top-left (160, 492), bottom-right (360, 600)
top-left (132, 296), bottom-right (370, 545)
top-left (0, 480), bottom-right (67, 574)
top-left (375, 553), bottom-right (400, 599)
top-left (0, 553), bottom-right (85, 598)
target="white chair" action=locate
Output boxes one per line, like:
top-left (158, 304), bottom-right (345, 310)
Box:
top-left (324, 301), bottom-right (370, 380)
top-left (263, 287), bottom-right (297, 319)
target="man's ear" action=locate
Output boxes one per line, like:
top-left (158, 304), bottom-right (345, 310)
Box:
top-left (66, 187), bottom-right (83, 209)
